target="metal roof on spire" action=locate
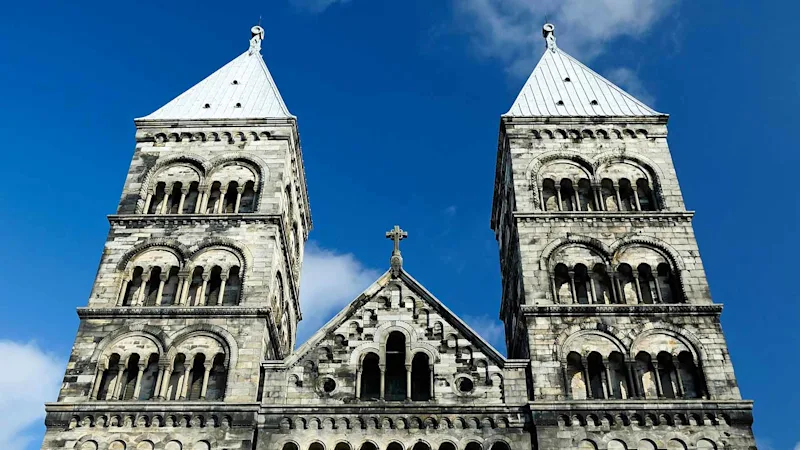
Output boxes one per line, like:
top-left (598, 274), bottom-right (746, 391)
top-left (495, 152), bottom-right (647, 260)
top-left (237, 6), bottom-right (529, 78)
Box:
top-left (137, 25), bottom-right (293, 121)
top-left (504, 24), bottom-right (663, 118)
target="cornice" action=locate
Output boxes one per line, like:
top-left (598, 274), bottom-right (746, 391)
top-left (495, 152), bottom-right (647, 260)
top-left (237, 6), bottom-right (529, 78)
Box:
top-left (134, 117), bottom-right (297, 128)
top-left (107, 213), bottom-right (282, 226)
top-left (45, 401), bottom-right (259, 413)
top-left (77, 307), bottom-right (272, 319)
top-left (501, 116), bottom-right (669, 126)
top-left (514, 211), bottom-right (694, 223)
top-left (258, 405), bottom-right (529, 415)
top-left (520, 304), bottom-right (722, 317)
top-left (529, 399), bottom-right (752, 410)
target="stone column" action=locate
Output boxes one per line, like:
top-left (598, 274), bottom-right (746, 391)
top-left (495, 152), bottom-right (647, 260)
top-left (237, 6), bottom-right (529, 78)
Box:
top-left (199, 273), bottom-right (210, 306)
top-left (117, 275), bottom-right (131, 306)
top-left (588, 276), bottom-right (598, 304)
top-left (200, 362), bottom-right (213, 399)
top-left (405, 364), bottom-right (412, 401)
top-left (158, 365), bottom-right (173, 400)
top-left (180, 363), bottom-right (192, 400)
top-left (111, 363), bottom-right (127, 400)
top-left (136, 271), bottom-right (151, 306)
top-left (216, 187), bottom-right (228, 214)
top-left (142, 191), bottom-right (154, 214)
top-left (550, 275), bottom-right (558, 303)
top-left (673, 356), bottom-right (685, 398)
top-left (625, 361), bottom-right (638, 399)
top-left (652, 359), bottom-right (664, 398)
top-left (574, 189), bottom-right (581, 212)
top-left (216, 273), bottom-right (228, 306)
top-left (555, 186), bottom-right (563, 211)
top-left (132, 362), bottom-right (147, 400)
top-left (603, 359), bottom-right (613, 399)
top-left (195, 188), bottom-right (206, 214)
top-left (614, 183), bottom-right (623, 211)
top-left (90, 368), bottom-right (106, 400)
top-left (653, 277), bottom-right (664, 304)
top-left (174, 272), bottom-right (188, 306)
top-left (234, 186), bottom-right (245, 213)
top-left (199, 186), bottom-right (210, 213)
top-left (355, 369), bottom-right (362, 399)
top-left (568, 270), bottom-right (578, 304)
top-left (429, 365), bottom-right (435, 400)
top-left (561, 363), bottom-right (572, 399)
top-left (159, 185), bottom-right (171, 214)
top-left (155, 271), bottom-right (168, 306)
top-left (633, 191), bottom-right (642, 211)
top-left (379, 366), bottom-right (385, 400)
top-left (592, 185), bottom-right (603, 211)
top-left (632, 272), bottom-right (643, 304)
top-left (177, 187), bottom-right (188, 214)
top-left (581, 357), bottom-right (592, 399)
top-left (153, 364), bottom-right (166, 400)
top-left (613, 273), bottom-right (624, 304)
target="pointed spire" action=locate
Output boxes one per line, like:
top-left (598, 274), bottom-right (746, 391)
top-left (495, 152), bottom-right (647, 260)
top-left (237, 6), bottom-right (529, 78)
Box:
top-left (137, 24), bottom-right (293, 121)
top-left (504, 23), bottom-right (663, 118)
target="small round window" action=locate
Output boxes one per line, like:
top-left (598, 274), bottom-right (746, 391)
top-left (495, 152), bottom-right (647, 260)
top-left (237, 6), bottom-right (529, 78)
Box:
top-left (456, 377), bottom-right (474, 393)
top-left (322, 377), bottom-right (336, 393)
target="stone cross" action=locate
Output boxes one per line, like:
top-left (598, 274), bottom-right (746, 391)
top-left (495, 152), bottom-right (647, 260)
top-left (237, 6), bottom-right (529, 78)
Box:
top-left (385, 225), bottom-right (407, 277)
top-left (386, 225), bottom-right (408, 256)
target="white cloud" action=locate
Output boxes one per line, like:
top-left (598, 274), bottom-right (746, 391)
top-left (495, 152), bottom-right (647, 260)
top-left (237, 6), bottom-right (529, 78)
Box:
top-left (793, 441), bottom-right (800, 450)
top-left (298, 242), bottom-right (381, 344)
top-left (289, 0), bottom-right (351, 13)
top-left (463, 315), bottom-right (505, 354)
top-left (0, 341), bottom-right (63, 450)
top-left (455, 0), bottom-right (677, 76)
top-left (605, 67), bottom-right (656, 106)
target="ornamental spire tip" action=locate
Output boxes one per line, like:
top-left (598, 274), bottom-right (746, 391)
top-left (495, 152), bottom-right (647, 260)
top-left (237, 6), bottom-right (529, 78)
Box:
top-left (249, 25), bottom-right (264, 54)
top-left (543, 23), bottom-right (556, 52)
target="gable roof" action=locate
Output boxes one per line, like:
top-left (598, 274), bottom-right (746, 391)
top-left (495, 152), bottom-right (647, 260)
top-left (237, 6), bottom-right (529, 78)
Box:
top-left (137, 39), bottom-right (293, 121)
top-left (505, 33), bottom-right (663, 118)
top-left (287, 269), bottom-right (506, 367)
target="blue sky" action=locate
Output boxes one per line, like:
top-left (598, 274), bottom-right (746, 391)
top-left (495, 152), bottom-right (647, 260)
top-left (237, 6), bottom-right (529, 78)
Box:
top-left (0, 0), bottom-right (797, 449)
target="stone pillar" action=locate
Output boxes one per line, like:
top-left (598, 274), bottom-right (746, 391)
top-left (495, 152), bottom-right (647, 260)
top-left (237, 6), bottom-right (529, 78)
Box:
top-left (568, 270), bottom-right (577, 304)
top-left (90, 368), bottom-right (106, 400)
top-left (155, 271), bottom-right (168, 306)
top-left (199, 186), bottom-right (210, 213)
top-left (216, 273), bottom-right (228, 306)
top-left (158, 365), bottom-right (173, 400)
top-left (142, 191), bottom-right (154, 214)
top-left (234, 186), bottom-right (245, 213)
top-left (673, 356), bottom-right (685, 398)
top-left (406, 364), bottom-right (412, 400)
top-left (614, 183), bottom-right (623, 211)
top-left (117, 275), bottom-right (131, 306)
top-left (177, 188), bottom-right (188, 214)
top-left (613, 273), bottom-right (624, 304)
top-left (653, 277), bottom-right (664, 304)
top-left (555, 186), bottom-right (563, 211)
top-left (153, 364), bottom-right (166, 400)
top-left (603, 359), bottom-right (613, 399)
top-left (652, 359), bottom-right (664, 398)
top-left (132, 362), bottom-right (147, 400)
top-left (200, 362), bottom-right (213, 399)
top-left (195, 189), bottom-right (206, 214)
top-left (588, 276), bottom-right (597, 304)
top-left (574, 189), bottom-right (581, 212)
top-left (355, 369), bottom-right (362, 399)
top-left (379, 366), bottom-right (385, 400)
top-left (561, 363), bottom-right (572, 400)
top-left (216, 187), bottom-right (227, 214)
top-left (111, 363), bottom-right (126, 400)
top-left (159, 185), bottom-right (171, 214)
top-left (581, 357), bottom-right (592, 399)
top-left (633, 191), bottom-right (642, 211)
top-left (136, 271), bottom-right (151, 306)
top-left (632, 272), bottom-right (643, 304)
top-left (429, 365), bottom-right (435, 400)
top-left (199, 273), bottom-right (210, 306)
top-left (592, 185), bottom-right (603, 211)
top-left (174, 272), bottom-right (187, 306)
top-left (180, 363), bottom-right (192, 400)
top-left (550, 275), bottom-right (558, 303)
top-left (625, 361), bottom-right (638, 399)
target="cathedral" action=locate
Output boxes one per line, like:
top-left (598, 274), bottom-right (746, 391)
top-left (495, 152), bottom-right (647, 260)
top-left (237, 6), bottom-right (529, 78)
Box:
top-left (39, 24), bottom-right (757, 450)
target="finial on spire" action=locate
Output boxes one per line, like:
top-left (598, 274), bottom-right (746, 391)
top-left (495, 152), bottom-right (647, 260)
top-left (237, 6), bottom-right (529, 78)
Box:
top-left (542, 23), bottom-right (557, 52)
top-left (249, 25), bottom-right (265, 55)
top-left (385, 225), bottom-right (408, 277)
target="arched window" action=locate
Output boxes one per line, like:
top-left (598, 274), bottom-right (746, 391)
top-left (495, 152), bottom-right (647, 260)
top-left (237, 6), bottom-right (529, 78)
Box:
top-left (222, 266), bottom-right (241, 306)
top-left (636, 178), bottom-right (655, 211)
top-left (166, 353), bottom-right (187, 400)
top-left (617, 264), bottom-right (635, 304)
top-left (206, 181), bottom-right (222, 214)
top-left (187, 267), bottom-right (204, 306)
top-left (635, 351), bottom-right (657, 399)
top-left (677, 351), bottom-right (704, 399)
top-left (490, 442), bottom-right (510, 450)
top-left (586, 351), bottom-right (606, 399)
top-left (283, 443), bottom-right (300, 450)
top-left (565, 351), bottom-right (585, 400)
top-left (360, 443), bottom-right (378, 450)
top-left (554, 263), bottom-right (572, 304)
top-left (148, 182), bottom-right (167, 214)
top-left (439, 443), bottom-right (456, 450)
top-left (144, 266), bottom-right (162, 306)
top-left (608, 352), bottom-right (629, 399)
top-left (577, 178), bottom-right (594, 211)
top-left (591, 264), bottom-right (613, 304)
top-left (600, 178), bottom-right (617, 211)
top-left (161, 267), bottom-right (180, 306)
top-left (167, 182), bottom-right (183, 214)
top-left (574, 264), bottom-right (590, 304)
top-left (560, 178), bottom-right (576, 211)
top-left (411, 353), bottom-right (431, 401)
top-left (542, 178), bottom-right (558, 211)
top-left (183, 181), bottom-right (200, 214)
top-left (657, 351), bottom-right (677, 399)
top-left (96, 353), bottom-right (121, 400)
top-left (637, 264), bottom-right (655, 304)
top-left (186, 354), bottom-right (206, 400)
top-left (465, 443), bottom-right (481, 450)
top-left (412, 443), bottom-right (431, 450)
top-left (618, 178), bottom-right (634, 211)
top-left (205, 266), bottom-right (223, 305)
top-left (120, 354), bottom-right (140, 400)
top-left (657, 263), bottom-right (680, 303)
top-left (223, 181), bottom-right (239, 213)
top-left (384, 331), bottom-right (407, 401)
top-left (309, 443), bottom-right (325, 450)
top-left (359, 353), bottom-right (380, 400)
top-left (334, 443), bottom-right (351, 450)
top-left (205, 353), bottom-right (227, 400)
top-left (139, 353), bottom-right (160, 400)
top-left (386, 443), bottom-right (403, 450)
top-left (239, 180), bottom-right (257, 212)
top-left (121, 267), bottom-right (144, 306)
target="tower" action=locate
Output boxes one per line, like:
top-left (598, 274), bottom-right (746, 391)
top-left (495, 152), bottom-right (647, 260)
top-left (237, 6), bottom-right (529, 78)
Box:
top-left (40, 26), bottom-right (310, 450)
top-left (491, 25), bottom-right (757, 449)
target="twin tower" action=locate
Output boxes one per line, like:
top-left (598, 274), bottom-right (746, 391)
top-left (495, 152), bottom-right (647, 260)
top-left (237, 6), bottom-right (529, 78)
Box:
top-left (40, 25), bottom-right (757, 450)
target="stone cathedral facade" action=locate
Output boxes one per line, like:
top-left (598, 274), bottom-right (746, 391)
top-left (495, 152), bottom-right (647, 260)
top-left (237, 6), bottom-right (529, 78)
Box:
top-left (40, 24), bottom-right (757, 450)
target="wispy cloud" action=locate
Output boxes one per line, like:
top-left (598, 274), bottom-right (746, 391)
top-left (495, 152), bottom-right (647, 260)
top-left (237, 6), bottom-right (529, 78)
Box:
top-left (298, 242), bottom-right (381, 344)
top-left (605, 67), bottom-right (656, 106)
top-left (289, 0), bottom-right (351, 13)
top-left (455, 0), bottom-right (677, 77)
top-left (0, 341), bottom-right (63, 450)
top-left (463, 315), bottom-right (506, 355)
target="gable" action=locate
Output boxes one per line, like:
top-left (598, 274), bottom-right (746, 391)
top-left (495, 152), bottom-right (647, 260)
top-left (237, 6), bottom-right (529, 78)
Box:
top-left (279, 270), bottom-right (508, 405)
